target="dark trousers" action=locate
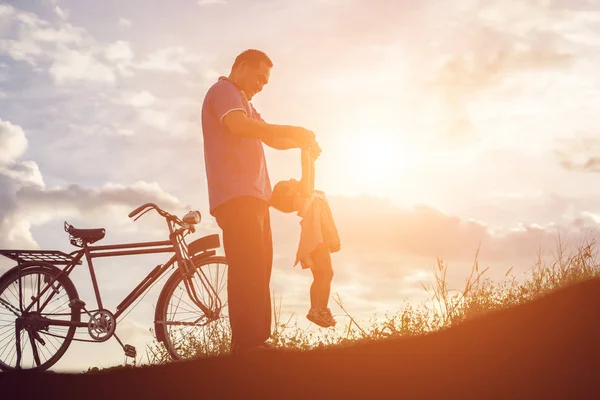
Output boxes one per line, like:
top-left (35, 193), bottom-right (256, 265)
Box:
top-left (213, 196), bottom-right (273, 352)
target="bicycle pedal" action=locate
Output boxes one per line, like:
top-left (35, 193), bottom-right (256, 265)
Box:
top-left (124, 344), bottom-right (136, 358)
top-left (69, 299), bottom-right (86, 309)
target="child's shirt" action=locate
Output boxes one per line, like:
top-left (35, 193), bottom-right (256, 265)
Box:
top-left (294, 190), bottom-right (341, 269)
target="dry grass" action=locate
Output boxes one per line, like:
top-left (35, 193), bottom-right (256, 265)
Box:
top-left (145, 235), bottom-right (600, 365)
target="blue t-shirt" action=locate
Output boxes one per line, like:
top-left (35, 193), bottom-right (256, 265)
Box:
top-left (201, 77), bottom-right (272, 215)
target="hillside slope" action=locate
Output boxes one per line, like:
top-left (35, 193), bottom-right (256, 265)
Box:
top-left (2, 278), bottom-right (600, 399)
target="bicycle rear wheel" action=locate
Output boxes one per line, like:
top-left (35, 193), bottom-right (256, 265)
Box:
top-left (155, 256), bottom-right (229, 360)
top-left (0, 262), bottom-right (80, 371)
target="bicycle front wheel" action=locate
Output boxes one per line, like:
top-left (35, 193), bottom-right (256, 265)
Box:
top-left (0, 263), bottom-right (80, 371)
top-left (155, 256), bottom-right (229, 361)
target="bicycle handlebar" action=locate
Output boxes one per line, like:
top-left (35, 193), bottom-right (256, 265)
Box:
top-left (128, 203), bottom-right (189, 228)
top-left (128, 203), bottom-right (157, 218)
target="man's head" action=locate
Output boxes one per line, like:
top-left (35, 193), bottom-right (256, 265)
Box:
top-left (270, 179), bottom-right (300, 213)
top-left (229, 49), bottom-right (272, 100)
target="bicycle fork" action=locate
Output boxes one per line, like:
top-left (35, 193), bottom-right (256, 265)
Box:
top-left (182, 259), bottom-right (222, 322)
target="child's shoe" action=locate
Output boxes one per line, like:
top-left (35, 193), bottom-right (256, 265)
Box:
top-left (307, 308), bottom-right (330, 328)
top-left (307, 308), bottom-right (336, 328)
top-left (320, 308), bottom-right (336, 327)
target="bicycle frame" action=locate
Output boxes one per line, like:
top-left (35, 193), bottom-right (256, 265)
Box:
top-left (20, 218), bottom-right (215, 329)
top-left (20, 241), bottom-right (174, 329)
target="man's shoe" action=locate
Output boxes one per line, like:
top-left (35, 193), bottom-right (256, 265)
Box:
top-left (236, 342), bottom-right (278, 354)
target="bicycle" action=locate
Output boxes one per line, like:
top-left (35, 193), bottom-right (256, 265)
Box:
top-left (0, 203), bottom-right (229, 371)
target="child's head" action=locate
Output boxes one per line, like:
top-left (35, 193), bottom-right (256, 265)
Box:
top-left (270, 179), bottom-right (300, 213)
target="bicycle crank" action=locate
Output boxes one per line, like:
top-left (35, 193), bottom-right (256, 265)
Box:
top-left (87, 310), bottom-right (116, 342)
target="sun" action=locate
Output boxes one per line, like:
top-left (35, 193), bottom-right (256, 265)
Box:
top-left (318, 117), bottom-right (420, 198)
top-left (342, 131), bottom-right (407, 192)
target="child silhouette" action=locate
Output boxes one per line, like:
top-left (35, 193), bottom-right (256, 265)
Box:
top-left (270, 150), bottom-right (340, 327)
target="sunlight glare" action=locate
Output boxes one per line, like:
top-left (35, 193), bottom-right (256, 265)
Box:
top-left (341, 129), bottom-right (409, 193)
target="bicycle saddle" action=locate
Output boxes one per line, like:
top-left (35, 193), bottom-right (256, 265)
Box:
top-left (65, 223), bottom-right (106, 244)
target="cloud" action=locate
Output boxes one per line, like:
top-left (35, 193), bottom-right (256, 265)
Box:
top-left (0, 119), bottom-right (28, 165)
top-left (125, 95), bottom-right (201, 137)
top-left (104, 40), bottom-right (134, 63)
top-left (269, 192), bottom-right (600, 318)
top-left (49, 47), bottom-right (115, 83)
top-left (555, 134), bottom-right (600, 172)
top-left (54, 5), bottom-right (69, 20)
top-left (139, 109), bottom-right (169, 130)
top-left (3, 6), bottom-right (204, 85)
top-left (118, 18), bottom-right (132, 27)
top-left (429, 37), bottom-right (572, 94)
top-left (0, 119), bottom-right (187, 249)
top-left (134, 46), bottom-right (204, 74)
top-left (0, 5), bottom-right (122, 84)
top-left (197, 0), bottom-right (227, 6)
top-left (119, 90), bottom-right (158, 108)
top-left (308, 195), bottom-right (600, 264)
top-left (268, 0), bottom-right (583, 147)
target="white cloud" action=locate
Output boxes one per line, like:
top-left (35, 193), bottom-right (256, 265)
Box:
top-left (0, 119), bottom-right (28, 165)
top-left (135, 46), bottom-right (203, 74)
top-left (0, 4), bottom-right (15, 18)
top-left (105, 40), bottom-right (134, 62)
top-left (197, 0), bottom-right (227, 6)
top-left (49, 47), bottom-right (115, 84)
top-left (131, 96), bottom-right (200, 138)
top-left (54, 5), bottom-right (69, 20)
top-left (0, 120), bottom-right (186, 249)
top-left (118, 17), bottom-right (132, 27)
top-left (0, 6), bottom-right (128, 83)
top-left (117, 128), bottom-right (135, 136)
top-left (120, 90), bottom-right (158, 108)
top-left (66, 123), bottom-right (137, 137)
top-left (1, 5), bottom-right (208, 86)
top-left (139, 109), bottom-right (169, 130)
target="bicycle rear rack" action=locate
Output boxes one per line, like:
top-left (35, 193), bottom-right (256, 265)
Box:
top-left (0, 249), bottom-right (82, 265)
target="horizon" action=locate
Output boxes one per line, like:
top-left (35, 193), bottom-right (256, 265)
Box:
top-left (1, 0), bottom-right (600, 371)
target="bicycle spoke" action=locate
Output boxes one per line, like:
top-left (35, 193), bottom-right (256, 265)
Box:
top-left (173, 284), bottom-right (215, 314)
top-left (159, 257), bottom-right (231, 361)
top-left (6, 285), bottom-right (20, 311)
top-left (0, 325), bottom-right (14, 341)
top-left (41, 334), bottom-right (60, 354)
top-left (168, 297), bottom-right (202, 316)
top-left (0, 267), bottom-right (77, 371)
top-left (0, 331), bottom-right (15, 356)
top-left (43, 296), bottom-right (70, 316)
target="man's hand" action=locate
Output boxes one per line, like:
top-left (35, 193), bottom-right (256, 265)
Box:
top-left (289, 127), bottom-right (321, 159)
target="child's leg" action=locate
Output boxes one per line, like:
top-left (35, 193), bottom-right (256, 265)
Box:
top-left (309, 246), bottom-right (334, 309)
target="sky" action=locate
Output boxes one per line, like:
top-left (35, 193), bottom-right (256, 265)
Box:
top-left (1, 0), bottom-right (600, 371)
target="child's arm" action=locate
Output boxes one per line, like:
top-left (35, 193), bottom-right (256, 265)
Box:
top-left (300, 149), bottom-right (314, 198)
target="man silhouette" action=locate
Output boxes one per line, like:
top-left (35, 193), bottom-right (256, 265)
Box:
top-left (201, 49), bottom-right (320, 353)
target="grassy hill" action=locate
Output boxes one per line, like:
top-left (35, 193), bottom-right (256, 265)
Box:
top-left (1, 238), bottom-right (599, 399)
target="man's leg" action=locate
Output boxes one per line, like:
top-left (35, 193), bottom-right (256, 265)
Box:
top-left (261, 201), bottom-right (274, 341)
top-left (214, 197), bottom-right (272, 352)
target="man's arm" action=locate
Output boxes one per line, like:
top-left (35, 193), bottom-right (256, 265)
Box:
top-left (223, 110), bottom-right (320, 155)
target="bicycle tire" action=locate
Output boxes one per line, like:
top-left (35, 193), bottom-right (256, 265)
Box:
top-left (155, 256), bottom-right (229, 361)
top-left (0, 262), bottom-right (80, 371)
